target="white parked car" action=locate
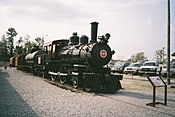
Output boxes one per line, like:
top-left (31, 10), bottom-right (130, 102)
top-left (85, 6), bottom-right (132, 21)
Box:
top-left (124, 63), bottom-right (142, 75)
top-left (139, 61), bottom-right (161, 76)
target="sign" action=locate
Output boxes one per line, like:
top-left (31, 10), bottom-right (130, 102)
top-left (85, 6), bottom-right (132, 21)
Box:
top-left (147, 76), bottom-right (167, 107)
top-left (148, 76), bottom-right (165, 87)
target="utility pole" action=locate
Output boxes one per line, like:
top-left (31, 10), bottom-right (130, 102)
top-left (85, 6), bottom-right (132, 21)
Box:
top-left (167, 0), bottom-right (171, 84)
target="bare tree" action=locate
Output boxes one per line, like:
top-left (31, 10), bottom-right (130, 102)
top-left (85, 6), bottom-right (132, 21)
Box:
top-left (129, 52), bottom-right (147, 63)
top-left (16, 37), bottom-right (24, 46)
top-left (154, 48), bottom-right (165, 63)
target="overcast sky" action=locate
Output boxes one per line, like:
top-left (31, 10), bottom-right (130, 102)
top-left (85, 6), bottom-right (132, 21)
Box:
top-left (0, 0), bottom-right (174, 60)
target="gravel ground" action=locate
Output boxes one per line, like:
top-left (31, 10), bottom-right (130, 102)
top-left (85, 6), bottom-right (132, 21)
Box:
top-left (0, 67), bottom-right (175, 117)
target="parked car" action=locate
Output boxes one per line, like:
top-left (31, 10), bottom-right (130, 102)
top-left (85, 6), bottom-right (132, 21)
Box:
top-left (124, 63), bottom-right (142, 75)
top-left (161, 63), bottom-right (175, 78)
top-left (139, 61), bottom-right (161, 76)
top-left (111, 61), bottom-right (130, 74)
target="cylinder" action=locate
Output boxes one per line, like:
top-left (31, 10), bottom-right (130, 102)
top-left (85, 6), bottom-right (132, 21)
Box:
top-left (90, 22), bottom-right (99, 43)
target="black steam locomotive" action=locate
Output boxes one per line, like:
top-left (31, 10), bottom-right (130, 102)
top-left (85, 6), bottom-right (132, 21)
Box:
top-left (12, 22), bottom-right (122, 93)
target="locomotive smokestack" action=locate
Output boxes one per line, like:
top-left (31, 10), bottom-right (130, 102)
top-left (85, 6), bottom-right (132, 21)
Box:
top-left (90, 22), bottom-right (99, 43)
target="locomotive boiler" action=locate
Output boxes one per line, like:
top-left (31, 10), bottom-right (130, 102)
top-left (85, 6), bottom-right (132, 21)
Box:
top-left (46, 22), bottom-right (122, 93)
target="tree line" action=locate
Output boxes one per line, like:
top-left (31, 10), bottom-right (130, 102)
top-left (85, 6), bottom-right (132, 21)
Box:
top-left (126, 49), bottom-right (166, 64)
top-left (0, 27), bottom-right (37, 62)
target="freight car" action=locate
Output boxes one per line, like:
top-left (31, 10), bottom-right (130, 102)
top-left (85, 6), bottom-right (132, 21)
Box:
top-left (10, 54), bottom-right (27, 69)
top-left (13, 22), bottom-right (123, 93)
top-left (15, 54), bottom-right (27, 70)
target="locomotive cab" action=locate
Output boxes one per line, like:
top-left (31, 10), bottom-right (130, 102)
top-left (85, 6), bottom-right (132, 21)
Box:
top-left (44, 40), bottom-right (69, 60)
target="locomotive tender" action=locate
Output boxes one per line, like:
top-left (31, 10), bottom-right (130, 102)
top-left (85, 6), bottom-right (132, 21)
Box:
top-left (12, 22), bottom-right (122, 93)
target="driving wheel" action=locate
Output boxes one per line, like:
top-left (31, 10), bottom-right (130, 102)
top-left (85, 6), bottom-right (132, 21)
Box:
top-left (72, 78), bottom-right (78, 88)
top-left (59, 65), bottom-right (67, 84)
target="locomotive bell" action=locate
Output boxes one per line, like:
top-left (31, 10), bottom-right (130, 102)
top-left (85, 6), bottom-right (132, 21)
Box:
top-left (70, 32), bottom-right (79, 45)
top-left (98, 33), bottom-right (111, 43)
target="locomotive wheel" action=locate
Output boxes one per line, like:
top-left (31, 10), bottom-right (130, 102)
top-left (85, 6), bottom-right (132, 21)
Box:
top-left (72, 78), bottom-right (78, 88)
top-left (84, 79), bottom-right (91, 92)
top-left (59, 65), bottom-right (67, 84)
top-left (50, 75), bottom-right (57, 81)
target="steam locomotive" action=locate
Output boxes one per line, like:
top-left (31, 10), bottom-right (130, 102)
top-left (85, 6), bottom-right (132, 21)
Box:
top-left (10, 22), bottom-right (122, 93)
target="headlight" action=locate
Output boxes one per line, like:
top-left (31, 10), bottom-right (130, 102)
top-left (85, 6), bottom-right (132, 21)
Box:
top-left (151, 68), bottom-right (156, 71)
top-left (133, 68), bottom-right (137, 71)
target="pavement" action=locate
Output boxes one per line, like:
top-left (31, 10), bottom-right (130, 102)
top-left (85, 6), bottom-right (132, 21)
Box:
top-left (0, 68), bottom-right (39, 117)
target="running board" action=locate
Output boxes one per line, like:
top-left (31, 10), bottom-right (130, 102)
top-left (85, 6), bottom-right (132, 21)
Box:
top-left (48, 71), bottom-right (59, 75)
top-left (48, 71), bottom-right (68, 76)
top-left (72, 72), bottom-right (79, 76)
